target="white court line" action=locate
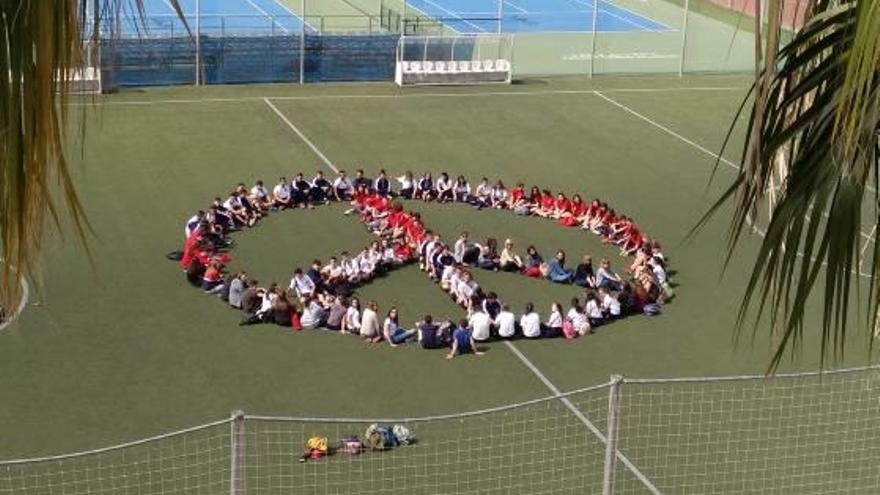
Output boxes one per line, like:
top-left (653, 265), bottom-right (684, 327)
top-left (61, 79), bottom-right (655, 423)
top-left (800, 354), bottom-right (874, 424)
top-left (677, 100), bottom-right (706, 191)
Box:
top-left (504, 0), bottom-right (529, 14)
top-left (74, 86), bottom-right (749, 107)
top-left (417, 0), bottom-right (487, 32)
top-left (569, 0), bottom-right (670, 32)
top-left (505, 341), bottom-right (664, 495)
top-left (263, 98), bottom-right (339, 173)
top-left (269, 0), bottom-right (320, 33)
top-left (593, 90), bottom-right (876, 279)
top-left (0, 266), bottom-right (30, 333)
top-left (242, 0), bottom-right (290, 33)
top-left (571, 0), bottom-right (655, 32)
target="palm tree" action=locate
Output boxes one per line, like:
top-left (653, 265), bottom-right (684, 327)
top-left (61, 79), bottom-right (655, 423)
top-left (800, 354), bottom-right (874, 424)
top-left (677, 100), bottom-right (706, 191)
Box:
top-left (0, 1), bottom-right (182, 318)
top-left (700, 0), bottom-right (879, 370)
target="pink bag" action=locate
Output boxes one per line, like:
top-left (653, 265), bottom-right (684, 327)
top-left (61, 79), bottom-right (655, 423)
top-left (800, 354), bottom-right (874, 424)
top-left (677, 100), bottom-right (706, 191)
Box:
top-left (562, 320), bottom-right (577, 339)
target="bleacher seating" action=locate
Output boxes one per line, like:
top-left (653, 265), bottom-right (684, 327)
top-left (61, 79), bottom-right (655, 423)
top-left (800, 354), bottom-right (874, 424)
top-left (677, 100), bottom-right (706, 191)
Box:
top-left (395, 58), bottom-right (511, 85)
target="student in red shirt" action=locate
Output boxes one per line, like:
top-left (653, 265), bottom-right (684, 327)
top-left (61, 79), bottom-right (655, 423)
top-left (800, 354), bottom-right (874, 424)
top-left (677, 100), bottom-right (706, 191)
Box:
top-left (560, 193), bottom-right (586, 227)
top-left (532, 189), bottom-right (555, 218)
top-left (552, 192), bottom-right (571, 220)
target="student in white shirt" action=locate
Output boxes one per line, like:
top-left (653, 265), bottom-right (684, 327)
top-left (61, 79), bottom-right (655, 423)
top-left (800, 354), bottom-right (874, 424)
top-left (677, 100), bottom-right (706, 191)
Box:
top-left (396, 171), bottom-right (415, 199)
top-left (453, 175), bottom-right (471, 203)
top-left (567, 297), bottom-right (591, 336)
top-left (383, 307), bottom-right (416, 346)
top-left (495, 304), bottom-right (516, 339)
top-left (250, 180), bottom-right (270, 211)
top-left (272, 177), bottom-right (292, 209)
top-left (490, 181), bottom-right (508, 209)
top-left (332, 171), bottom-right (354, 201)
top-left (599, 287), bottom-right (621, 319)
top-left (468, 307), bottom-right (492, 342)
top-left (288, 268), bottom-right (316, 300)
top-left (436, 172), bottom-right (454, 202)
top-left (473, 177), bottom-right (492, 208)
top-left (520, 302), bottom-right (542, 339)
top-left (339, 252), bottom-right (361, 283)
top-left (585, 292), bottom-right (605, 328)
top-left (544, 302), bottom-right (564, 338)
top-left (360, 300), bottom-right (382, 343)
top-left (184, 211), bottom-right (204, 238)
top-left (342, 298), bottom-right (362, 335)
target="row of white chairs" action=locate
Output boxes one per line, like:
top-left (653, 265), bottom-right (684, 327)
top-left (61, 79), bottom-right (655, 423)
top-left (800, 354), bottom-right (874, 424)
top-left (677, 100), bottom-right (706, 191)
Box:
top-left (400, 59), bottom-right (511, 74)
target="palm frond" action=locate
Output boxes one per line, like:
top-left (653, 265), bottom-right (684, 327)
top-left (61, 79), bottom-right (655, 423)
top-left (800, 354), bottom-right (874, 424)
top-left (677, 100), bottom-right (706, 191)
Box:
top-left (699, 0), bottom-right (879, 371)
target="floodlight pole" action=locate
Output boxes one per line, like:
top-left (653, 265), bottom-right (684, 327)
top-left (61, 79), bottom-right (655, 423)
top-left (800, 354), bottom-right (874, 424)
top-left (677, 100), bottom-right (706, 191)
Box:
top-left (300, 0), bottom-right (306, 84)
top-left (497, 0), bottom-right (503, 34)
top-left (678, 0), bottom-right (689, 76)
top-left (195, 0), bottom-right (201, 86)
top-left (589, 0), bottom-right (598, 78)
top-left (402, 0), bottom-right (407, 35)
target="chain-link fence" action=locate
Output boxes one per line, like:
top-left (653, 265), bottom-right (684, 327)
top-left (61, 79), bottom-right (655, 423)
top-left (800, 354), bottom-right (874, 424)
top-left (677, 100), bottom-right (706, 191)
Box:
top-left (3, 366), bottom-right (879, 495)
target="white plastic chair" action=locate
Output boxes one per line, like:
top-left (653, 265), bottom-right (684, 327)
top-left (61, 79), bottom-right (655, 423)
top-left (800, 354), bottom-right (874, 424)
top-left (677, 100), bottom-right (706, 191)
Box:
top-left (458, 61), bottom-right (470, 72)
top-left (424, 61), bottom-right (435, 73)
top-left (496, 59), bottom-right (509, 71)
top-left (483, 59), bottom-right (495, 71)
top-left (410, 61), bottom-right (422, 73)
top-left (435, 61), bottom-right (446, 73)
top-left (471, 60), bottom-right (483, 72)
top-left (401, 61), bottom-right (411, 73)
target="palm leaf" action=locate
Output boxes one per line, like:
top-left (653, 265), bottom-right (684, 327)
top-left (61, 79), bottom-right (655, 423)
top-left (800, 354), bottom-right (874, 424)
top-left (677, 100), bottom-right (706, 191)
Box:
top-left (0, 1), bottom-right (182, 321)
top-left (697, 0), bottom-right (879, 371)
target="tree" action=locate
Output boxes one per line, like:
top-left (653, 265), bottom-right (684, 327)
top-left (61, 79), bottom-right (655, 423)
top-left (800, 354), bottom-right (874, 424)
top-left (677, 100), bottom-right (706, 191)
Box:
top-left (700, 0), bottom-right (879, 370)
top-left (0, 1), bottom-right (182, 316)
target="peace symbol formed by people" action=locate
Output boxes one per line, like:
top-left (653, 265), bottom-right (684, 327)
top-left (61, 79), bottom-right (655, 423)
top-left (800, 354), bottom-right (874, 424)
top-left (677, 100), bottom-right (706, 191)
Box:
top-left (176, 168), bottom-right (673, 358)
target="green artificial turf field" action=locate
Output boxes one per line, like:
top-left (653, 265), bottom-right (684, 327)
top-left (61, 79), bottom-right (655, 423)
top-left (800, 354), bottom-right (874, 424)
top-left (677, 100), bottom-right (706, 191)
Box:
top-left (0, 75), bottom-right (877, 494)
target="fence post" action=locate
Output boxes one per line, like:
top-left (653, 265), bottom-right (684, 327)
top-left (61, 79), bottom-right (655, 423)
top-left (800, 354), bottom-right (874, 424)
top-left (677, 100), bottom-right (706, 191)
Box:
top-left (602, 375), bottom-right (624, 495)
top-left (229, 410), bottom-right (245, 495)
top-left (299, 0), bottom-right (306, 84)
top-left (678, 0), bottom-right (690, 76)
top-left (195, 0), bottom-right (201, 86)
top-left (589, 0), bottom-right (599, 78)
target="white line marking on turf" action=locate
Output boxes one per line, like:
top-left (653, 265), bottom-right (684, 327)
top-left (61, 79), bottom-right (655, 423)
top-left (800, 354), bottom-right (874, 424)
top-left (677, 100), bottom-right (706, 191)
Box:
top-left (269, 0), bottom-right (319, 33)
top-left (243, 0), bottom-right (290, 33)
top-left (263, 98), bottom-right (339, 173)
top-left (0, 269), bottom-right (30, 333)
top-left (504, 341), bottom-right (664, 495)
top-left (505, 0), bottom-right (529, 14)
top-left (419, 0), bottom-right (487, 32)
top-left (75, 86), bottom-right (749, 106)
top-left (593, 90), bottom-right (876, 279)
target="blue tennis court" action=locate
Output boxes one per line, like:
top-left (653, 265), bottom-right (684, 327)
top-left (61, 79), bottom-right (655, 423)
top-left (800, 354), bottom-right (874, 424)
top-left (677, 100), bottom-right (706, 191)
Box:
top-left (91, 0), bottom-right (313, 36)
top-left (406, 0), bottom-right (673, 33)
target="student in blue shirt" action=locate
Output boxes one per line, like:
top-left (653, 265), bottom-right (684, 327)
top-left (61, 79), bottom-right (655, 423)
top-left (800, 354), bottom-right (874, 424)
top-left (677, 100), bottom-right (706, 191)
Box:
top-left (547, 250), bottom-right (574, 284)
top-left (374, 169), bottom-right (392, 197)
top-left (447, 319), bottom-right (485, 359)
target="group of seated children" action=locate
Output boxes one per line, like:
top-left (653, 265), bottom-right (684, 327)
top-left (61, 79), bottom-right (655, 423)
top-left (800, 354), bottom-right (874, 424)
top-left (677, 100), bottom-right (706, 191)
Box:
top-left (178, 169), bottom-right (671, 354)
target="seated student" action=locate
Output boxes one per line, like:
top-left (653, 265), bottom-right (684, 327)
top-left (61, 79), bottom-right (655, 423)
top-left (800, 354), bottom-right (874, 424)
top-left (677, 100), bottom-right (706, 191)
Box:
top-left (560, 193), bottom-right (586, 227)
top-left (520, 302), bottom-right (542, 339)
top-left (374, 169), bottom-right (392, 197)
top-left (383, 307), bottom-right (416, 346)
top-left (417, 315), bottom-right (447, 349)
top-left (342, 297), bottom-right (362, 335)
top-left (439, 263), bottom-right (459, 292)
top-left (235, 184), bottom-right (264, 222)
top-left (481, 291), bottom-right (502, 320)
top-left (250, 180), bottom-right (271, 211)
top-left (490, 181), bottom-right (508, 209)
top-left (353, 169), bottom-right (371, 190)
top-left (477, 238), bottom-right (500, 270)
top-left (523, 245), bottom-right (544, 277)
top-left (431, 244), bottom-right (456, 281)
top-left (289, 268), bottom-right (316, 301)
top-left (396, 171), bottom-right (415, 200)
top-left (596, 258), bottom-right (623, 291)
top-left (472, 177), bottom-right (492, 209)
top-left (531, 189), bottom-right (555, 218)
top-left (454, 231), bottom-right (480, 265)
top-left (436, 172), bottom-right (454, 202)
top-left (311, 171), bottom-right (332, 204)
top-left (547, 250), bottom-right (574, 284)
top-left (447, 319), bottom-right (484, 359)
top-left (593, 208), bottom-right (617, 237)
top-left (227, 272), bottom-right (248, 309)
top-left (291, 173), bottom-right (313, 208)
top-left (201, 260), bottom-right (225, 294)
top-left (543, 302), bottom-right (564, 337)
top-left (356, 247), bottom-right (377, 280)
top-left (300, 295), bottom-right (327, 329)
top-left (468, 307), bottom-right (493, 342)
top-left (223, 191), bottom-right (251, 226)
top-left (360, 300), bottom-right (382, 343)
top-left (339, 252), bottom-right (361, 284)
top-left (270, 292), bottom-right (295, 328)
top-left (324, 296), bottom-right (346, 331)
top-left (584, 201), bottom-right (607, 232)
top-left (415, 172), bottom-right (435, 201)
top-left (255, 283), bottom-right (280, 323)
top-left (499, 238), bottom-right (524, 272)
top-left (599, 287), bottom-right (622, 320)
top-left (332, 170), bottom-right (354, 202)
top-left (551, 192), bottom-right (571, 220)
top-left (184, 211), bottom-right (205, 238)
top-left (526, 186), bottom-right (542, 211)
top-left (306, 259), bottom-right (324, 292)
top-left (419, 230), bottom-right (438, 271)
top-left (573, 254), bottom-right (596, 288)
top-left (567, 298), bottom-right (591, 336)
top-left (272, 177), bottom-right (293, 210)
top-left (584, 291), bottom-right (604, 328)
top-left (617, 282), bottom-right (638, 316)
top-left (508, 182), bottom-right (529, 215)
top-left (239, 283), bottom-right (263, 325)
top-left (453, 175), bottom-right (471, 203)
top-left (495, 304), bottom-right (516, 339)
top-left (453, 271), bottom-right (478, 307)
top-left (321, 257), bottom-right (345, 288)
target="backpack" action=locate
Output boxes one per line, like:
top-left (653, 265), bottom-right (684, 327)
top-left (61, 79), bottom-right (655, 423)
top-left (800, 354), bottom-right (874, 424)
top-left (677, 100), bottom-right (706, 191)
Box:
top-left (392, 424), bottom-right (413, 445)
top-left (338, 436), bottom-right (364, 455)
top-left (166, 250), bottom-right (184, 261)
top-left (562, 319), bottom-right (577, 339)
top-left (300, 436), bottom-right (328, 461)
top-left (364, 424), bottom-right (398, 451)
top-left (643, 303), bottom-right (662, 316)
